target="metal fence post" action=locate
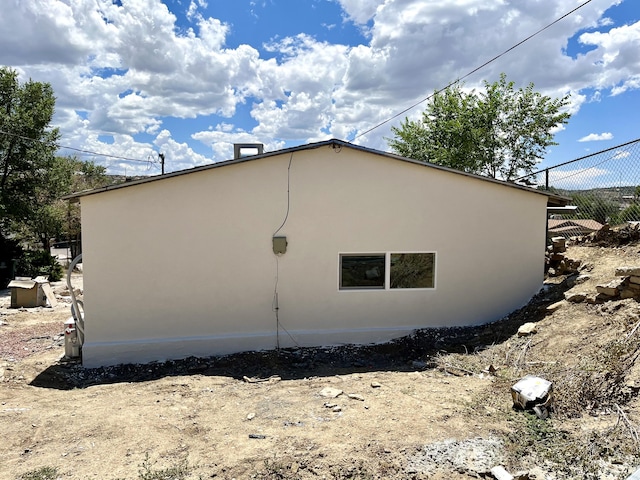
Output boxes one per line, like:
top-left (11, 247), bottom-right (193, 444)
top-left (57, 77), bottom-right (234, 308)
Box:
top-left (545, 169), bottom-right (549, 191)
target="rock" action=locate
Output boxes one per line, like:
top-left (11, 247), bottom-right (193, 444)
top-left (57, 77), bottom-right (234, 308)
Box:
top-left (546, 300), bottom-right (565, 312)
top-left (551, 237), bottom-right (566, 253)
top-left (243, 375), bottom-right (281, 383)
top-left (323, 403), bottom-right (337, 408)
top-left (517, 323), bottom-right (537, 337)
top-left (411, 360), bottom-right (427, 369)
top-left (483, 365), bottom-right (497, 375)
top-left (558, 260), bottom-right (566, 273)
top-left (332, 406), bottom-right (342, 412)
top-left (596, 279), bottom-right (624, 297)
top-left (246, 412), bottom-right (255, 421)
top-left (564, 291), bottom-right (587, 303)
top-left (621, 289), bottom-right (637, 299)
top-left (319, 387), bottom-right (343, 398)
top-left (370, 382), bottom-right (381, 388)
top-left (513, 472), bottom-right (533, 480)
top-left (587, 293), bottom-right (612, 304)
top-left (596, 286), bottom-right (619, 297)
top-left (615, 266), bottom-right (640, 276)
top-left (491, 465), bottom-right (514, 480)
top-left (526, 467), bottom-right (548, 480)
top-left (575, 274), bottom-right (590, 284)
top-left (347, 393), bottom-right (365, 401)
top-left (630, 276), bottom-right (640, 285)
top-left (627, 282), bottom-right (640, 292)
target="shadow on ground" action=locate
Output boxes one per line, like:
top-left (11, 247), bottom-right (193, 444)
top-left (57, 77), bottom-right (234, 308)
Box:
top-left (30, 278), bottom-right (573, 390)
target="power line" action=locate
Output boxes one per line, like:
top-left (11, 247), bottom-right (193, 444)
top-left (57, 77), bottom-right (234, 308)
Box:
top-left (59, 145), bottom-right (158, 164)
top-left (355, 0), bottom-right (594, 140)
top-left (0, 128), bottom-right (157, 164)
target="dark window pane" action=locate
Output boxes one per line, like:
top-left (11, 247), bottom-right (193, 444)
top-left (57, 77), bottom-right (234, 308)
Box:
top-left (340, 255), bottom-right (385, 289)
top-left (390, 253), bottom-right (435, 289)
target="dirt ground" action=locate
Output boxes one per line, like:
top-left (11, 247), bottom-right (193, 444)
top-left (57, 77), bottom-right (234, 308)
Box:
top-left (2, 244), bottom-right (640, 480)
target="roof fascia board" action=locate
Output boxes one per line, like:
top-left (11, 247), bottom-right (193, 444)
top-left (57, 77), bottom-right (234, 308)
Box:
top-left (62, 138), bottom-right (569, 206)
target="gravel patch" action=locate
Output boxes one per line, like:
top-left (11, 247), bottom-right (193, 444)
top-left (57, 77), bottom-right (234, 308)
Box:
top-left (0, 322), bottom-right (64, 361)
top-left (406, 437), bottom-right (504, 476)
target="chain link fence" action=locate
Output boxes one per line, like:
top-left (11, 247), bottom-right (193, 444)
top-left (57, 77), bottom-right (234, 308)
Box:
top-left (516, 138), bottom-right (640, 240)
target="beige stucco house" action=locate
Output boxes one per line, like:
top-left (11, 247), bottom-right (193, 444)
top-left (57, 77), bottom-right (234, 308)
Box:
top-left (67, 139), bottom-right (567, 367)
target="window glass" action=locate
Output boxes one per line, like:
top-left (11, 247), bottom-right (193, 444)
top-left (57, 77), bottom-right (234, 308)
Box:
top-left (390, 253), bottom-right (435, 289)
top-left (340, 255), bottom-right (386, 289)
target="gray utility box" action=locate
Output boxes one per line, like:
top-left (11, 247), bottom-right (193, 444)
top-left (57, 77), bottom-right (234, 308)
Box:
top-left (273, 236), bottom-right (288, 254)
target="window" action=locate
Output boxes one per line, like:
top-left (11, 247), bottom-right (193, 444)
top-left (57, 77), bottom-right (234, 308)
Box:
top-left (390, 253), bottom-right (435, 289)
top-left (339, 254), bottom-right (386, 289)
top-left (339, 252), bottom-right (436, 290)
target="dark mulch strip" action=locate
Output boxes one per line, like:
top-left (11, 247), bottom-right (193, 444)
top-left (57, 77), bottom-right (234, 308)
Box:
top-left (30, 277), bottom-right (572, 390)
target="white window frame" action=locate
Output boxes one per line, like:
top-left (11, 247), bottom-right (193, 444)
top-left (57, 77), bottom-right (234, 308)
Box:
top-left (338, 251), bottom-right (437, 291)
top-left (338, 253), bottom-right (387, 291)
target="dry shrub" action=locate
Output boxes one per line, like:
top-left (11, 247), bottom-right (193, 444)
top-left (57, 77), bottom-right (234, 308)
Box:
top-left (553, 335), bottom-right (640, 417)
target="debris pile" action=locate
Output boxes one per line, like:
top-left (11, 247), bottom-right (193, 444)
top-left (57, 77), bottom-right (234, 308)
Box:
top-left (603, 266), bottom-right (640, 300)
top-left (573, 222), bottom-right (640, 246)
top-left (566, 265), bottom-right (640, 303)
top-left (546, 237), bottom-right (581, 276)
top-left (511, 375), bottom-right (553, 420)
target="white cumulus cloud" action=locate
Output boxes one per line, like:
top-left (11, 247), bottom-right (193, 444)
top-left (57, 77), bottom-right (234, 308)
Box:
top-left (578, 132), bottom-right (614, 142)
top-left (0, 0), bottom-right (637, 171)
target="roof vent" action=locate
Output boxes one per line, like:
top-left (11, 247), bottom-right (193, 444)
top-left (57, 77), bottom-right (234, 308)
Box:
top-left (234, 143), bottom-right (264, 159)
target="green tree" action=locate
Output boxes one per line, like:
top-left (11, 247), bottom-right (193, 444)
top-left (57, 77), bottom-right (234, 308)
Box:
top-left (388, 73), bottom-right (571, 181)
top-left (614, 204), bottom-right (640, 224)
top-left (0, 67), bottom-right (59, 236)
top-left (570, 193), bottom-right (619, 225)
top-left (13, 156), bottom-right (108, 251)
top-left (0, 68), bottom-right (110, 280)
top-left (57, 157), bottom-right (109, 258)
top-left (388, 83), bottom-right (483, 173)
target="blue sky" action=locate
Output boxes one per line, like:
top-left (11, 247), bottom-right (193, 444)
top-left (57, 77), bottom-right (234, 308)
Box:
top-left (1, 0), bottom-right (638, 182)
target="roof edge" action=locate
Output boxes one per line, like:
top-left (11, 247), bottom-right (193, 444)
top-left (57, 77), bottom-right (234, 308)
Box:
top-left (62, 138), bottom-right (570, 206)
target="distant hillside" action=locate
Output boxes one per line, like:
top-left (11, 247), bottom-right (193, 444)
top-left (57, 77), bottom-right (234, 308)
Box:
top-left (106, 174), bottom-right (154, 185)
top-left (551, 185), bottom-right (637, 198)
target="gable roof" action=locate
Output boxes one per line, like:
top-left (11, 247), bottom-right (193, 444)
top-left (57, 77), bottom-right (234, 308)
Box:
top-left (63, 138), bottom-right (569, 207)
top-left (548, 218), bottom-right (604, 232)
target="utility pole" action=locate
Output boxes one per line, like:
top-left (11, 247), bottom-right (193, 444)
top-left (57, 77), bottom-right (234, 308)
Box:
top-left (159, 153), bottom-right (165, 175)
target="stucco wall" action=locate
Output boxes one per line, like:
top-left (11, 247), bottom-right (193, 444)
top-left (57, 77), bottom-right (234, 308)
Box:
top-left (80, 145), bottom-right (548, 366)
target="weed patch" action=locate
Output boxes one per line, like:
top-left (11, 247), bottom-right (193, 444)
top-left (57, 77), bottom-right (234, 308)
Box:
top-left (137, 454), bottom-right (191, 480)
top-left (18, 467), bottom-right (58, 480)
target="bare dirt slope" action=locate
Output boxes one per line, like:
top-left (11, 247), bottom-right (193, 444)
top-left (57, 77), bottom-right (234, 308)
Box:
top-left (1, 245), bottom-right (640, 480)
